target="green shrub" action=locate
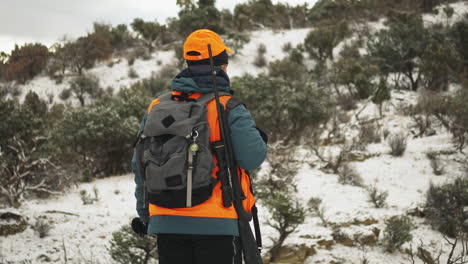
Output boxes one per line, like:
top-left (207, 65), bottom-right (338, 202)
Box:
top-left (338, 163), bottom-right (363, 186)
top-left (372, 78), bottom-right (391, 116)
top-left (174, 3), bottom-right (225, 38)
top-left (0, 93), bottom-right (62, 207)
top-left (304, 21), bottom-right (349, 62)
top-left (358, 123), bottom-right (381, 145)
top-left (366, 185), bottom-right (388, 208)
top-left (425, 177), bottom-right (468, 238)
top-left (417, 90), bottom-right (468, 150)
top-left (382, 215), bottom-right (414, 253)
top-left (108, 225), bottom-right (157, 264)
top-left (387, 132), bottom-right (407, 157)
top-left (332, 43), bottom-right (379, 99)
top-left (367, 12), bottom-right (428, 91)
top-left (134, 64), bottom-right (177, 97)
top-left (224, 32), bottom-right (250, 57)
top-left (128, 67), bottom-right (139, 79)
top-left (53, 86), bottom-right (150, 176)
top-left (67, 74), bottom-right (102, 106)
top-left (420, 24), bottom-right (460, 92)
top-left (308, 197), bottom-right (328, 226)
top-left (262, 186), bottom-right (305, 263)
top-left (131, 18), bottom-right (168, 52)
top-left (253, 43), bottom-right (267, 67)
top-left (31, 217), bottom-right (53, 238)
top-left (267, 58), bottom-right (306, 83)
top-left (450, 14), bottom-right (468, 73)
top-left (231, 74), bottom-right (330, 143)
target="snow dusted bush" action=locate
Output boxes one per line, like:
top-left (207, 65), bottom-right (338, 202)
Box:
top-left (367, 12), bottom-right (428, 91)
top-left (382, 215), bottom-right (414, 253)
top-left (79, 186), bottom-right (99, 205)
top-left (336, 93), bottom-right (356, 111)
top-left (0, 92), bottom-right (63, 208)
top-left (427, 154), bottom-right (444, 176)
top-left (304, 21), bottom-right (350, 62)
top-left (66, 74), bottom-right (102, 106)
top-left (128, 67), bottom-right (139, 79)
top-left (224, 32), bottom-right (250, 58)
top-left (232, 73), bottom-right (330, 143)
top-left (338, 163), bottom-right (363, 187)
top-left (359, 123), bottom-right (381, 145)
top-left (366, 185), bottom-right (388, 208)
top-left (134, 64), bottom-right (176, 97)
top-left (416, 90), bottom-right (468, 150)
top-left (108, 225), bottom-right (158, 264)
top-left (53, 86), bottom-right (150, 176)
top-left (31, 217), bottom-right (53, 238)
top-left (424, 177), bottom-right (468, 238)
top-left (257, 145), bottom-right (306, 263)
top-left (387, 132), bottom-right (407, 157)
top-left (331, 42), bottom-right (379, 100)
top-left (307, 197), bottom-right (328, 227)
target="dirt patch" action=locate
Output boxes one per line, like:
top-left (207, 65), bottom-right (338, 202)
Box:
top-left (0, 212), bottom-right (28, 236)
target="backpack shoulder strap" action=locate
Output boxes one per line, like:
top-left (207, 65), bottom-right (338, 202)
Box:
top-left (225, 97), bottom-right (244, 112)
top-left (158, 92), bottom-right (173, 102)
top-left (196, 92), bottom-right (232, 105)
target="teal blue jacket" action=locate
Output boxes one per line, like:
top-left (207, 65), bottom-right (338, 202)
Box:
top-left (132, 65), bottom-right (267, 235)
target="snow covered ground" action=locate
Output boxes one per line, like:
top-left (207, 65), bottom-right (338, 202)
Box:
top-left (2, 2), bottom-right (468, 263)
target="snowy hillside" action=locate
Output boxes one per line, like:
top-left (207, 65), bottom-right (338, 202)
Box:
top-left (1, 1), bottom-right (468, 264)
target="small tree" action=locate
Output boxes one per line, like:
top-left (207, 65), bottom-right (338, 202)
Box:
top-left (304, 21), bottom-right (349, 62)
top-left (108, 225), bottom-right (158, 264)
top-left (224, 32), bottom-right (250, 57)
top-left (450, 15), bottom-right (468, 76)
top-left (0, 51), bottom-right (8, 81)
top-left (372, 78), bottom-right (391, 117)
top-left (425, 177), bottom-right (468, 238)
top-left (338, 163), bottom-right (363, 186)
top-left (6, 43), bottom-right (49, 83)
top-left (332, 43), bottom-right (378, 99)
top-left (68, 34), bottom-right (112, 75)
top-left (66, 74), bottom-right (101, 106)
top-left (131, 19), bottom-right (167, 52)
top-left (366, 185), bottom-right (388, 208)
top-left (253, 43), bottom-right (267, 67)
top-left (308, 197), bottom-right (328, 226)
top-left (0, 94), bottom-right (61, 208)
top-left (367, 12), bottom-right (429, 91)
top-left (254, 144), bottom-right (306, 263)
top-left (420, 25), bottom-right (460, 92)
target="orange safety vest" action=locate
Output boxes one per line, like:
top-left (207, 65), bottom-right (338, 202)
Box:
top-left (146, 91), bottom-right (256, 220)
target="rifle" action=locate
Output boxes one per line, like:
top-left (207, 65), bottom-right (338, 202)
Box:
top-left (207, 44), bottom-right (264, 264)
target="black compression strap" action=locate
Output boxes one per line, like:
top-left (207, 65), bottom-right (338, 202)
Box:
top-left (252, 205), bottom-right (263, 251)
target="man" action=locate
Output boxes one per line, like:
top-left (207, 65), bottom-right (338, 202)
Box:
top-left (132, 29), bottom-right (267, 264)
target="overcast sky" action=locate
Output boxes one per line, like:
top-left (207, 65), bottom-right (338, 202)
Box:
top-left (0, 0), bottom-right (316, 53)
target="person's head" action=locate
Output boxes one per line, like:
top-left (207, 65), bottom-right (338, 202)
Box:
top-left (183, 29), bottom-right (232, 72)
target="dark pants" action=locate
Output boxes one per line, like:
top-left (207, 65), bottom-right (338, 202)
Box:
top-left (157, 234), bottom-right (242, 264)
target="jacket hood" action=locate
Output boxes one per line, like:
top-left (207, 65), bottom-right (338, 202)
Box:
top-left (172, 65), bottom-right (231, 94)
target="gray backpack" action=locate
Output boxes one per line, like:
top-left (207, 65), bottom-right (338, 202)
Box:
top-left (135, 92), bottom-right (227, 208)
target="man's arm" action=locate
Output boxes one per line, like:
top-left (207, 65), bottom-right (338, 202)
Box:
top-left (132, 113), bottom-right (149, 223)
top-left (228, 104), bottom-right (267, 171)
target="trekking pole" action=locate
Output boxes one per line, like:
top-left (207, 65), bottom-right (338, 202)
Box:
top-left (208, 44), bottom-right (263, 264)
